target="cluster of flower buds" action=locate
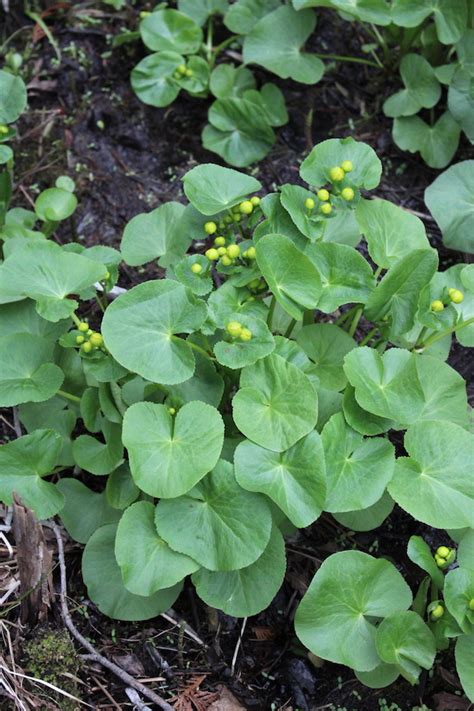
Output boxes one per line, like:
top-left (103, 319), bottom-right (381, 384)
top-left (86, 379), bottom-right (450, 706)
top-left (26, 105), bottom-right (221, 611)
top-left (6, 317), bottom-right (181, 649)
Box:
top-left (433, 545), bottom-right (456, 568)
top-left (173, 63), bottom-right (193, 80)
top-left (305, 160), bottom-right (355, 217)
top-left (76, 322), bottom-right (104, 354)
top-left (226, 321), bottom-right (252, 341)
top-left (431, 287), bottom-right (464, 312)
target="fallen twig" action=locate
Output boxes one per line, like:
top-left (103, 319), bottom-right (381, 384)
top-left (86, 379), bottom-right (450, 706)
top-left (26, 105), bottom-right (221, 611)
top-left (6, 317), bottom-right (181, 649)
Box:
top-left (50, 523), bottom-right (174, 711)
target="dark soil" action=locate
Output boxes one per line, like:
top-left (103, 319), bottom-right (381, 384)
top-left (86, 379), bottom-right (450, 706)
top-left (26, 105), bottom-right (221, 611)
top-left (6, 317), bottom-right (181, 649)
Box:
top-left (1, 2), bottom-right (473, 710)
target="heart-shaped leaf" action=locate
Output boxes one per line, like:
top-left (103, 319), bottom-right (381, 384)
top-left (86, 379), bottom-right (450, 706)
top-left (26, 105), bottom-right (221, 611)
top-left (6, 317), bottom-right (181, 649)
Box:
top-left (356, 198), bottom-right (429, 268)
top-left (209, 63), bottom-right (256, 99)
top-left (393, 112), bottom-right (461, 169)
top-left (332, 491), bottom-right (394, 532)
top-left (294, 0), bottom-right (391, 25)
top-left (233, 353), bottom-right (318, 452)
top-left (192, 524), bottom-right (286, 616)
top-left (0, 430), bottom-right (63, 519)
top-left (183, 163), bottom-right (261, 215)
top-left (296, 324), bottom-right (355, 391)
top-left (73, 421), bottom-right (124, 476)
top-left (321, 413), bottom-right (395, 512)
top-left (342, 384), bottom-right (395, 435)
top-left (388, 420), bottom-right (474, 529)
top-left (234, 430), bottom-right (326, 527)
top-left (57, 478), bottom-right (121, 543)
top-left (121, 202), bottom-right (187, 266)
top-left (300, 137), bottom-right (382, 190)
top-left (140, 9), bottom-right (203, 53)
top-left (35, 188), bottom-right (77, 222)
top-left (178, 0), bottom-right (229, 26)
top-left (155, 459), bottom-right (272, 570)
top-left (392, 0), bottom-right (468, 44)
top-left (224, 0), bottom-right (281, 33)
top-left (444, 568), bottom-right (474, 633)
top-left (295, 551), bottom-right (412, 672)
top-left (243, 7), bottom-right (324, 84)
top-left (82, 524), bottom-right (182, 620)
top-left (214, 314), bottom-right (275, 369)
top-left (122, 400), bottom-right (224, 498)
top-left (448, 67), bottom-right (474, 142)
top-left (425, 160), bottom-right (474, 253)
top-left (105, 463), bottom-right (140, 510)
top-left (256, 234), bottom-right (322, 320)
top-left (383, 55), bottom-right (440, 118)
top-left (115, 501), bottom-right (199, 595)
top-left (102, 280), bottom-right (207, 385)
top-left (375, 612), bottom-right (436, 684)
top-left (0, 70), bottom-right (27, 124)
top-left (131, 52), bottom-right (182, 108)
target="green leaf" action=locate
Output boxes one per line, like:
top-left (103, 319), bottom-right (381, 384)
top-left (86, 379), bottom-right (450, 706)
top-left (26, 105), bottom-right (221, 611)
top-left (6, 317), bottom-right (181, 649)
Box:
top-left (131, 52), bottom-right (182, 108)
top-left (294, 0), bottom-right (392, 24)
top-left (224, 0), bottom-right (281, 33)
top-left (57, 478), bottom-right (121, 544)
top-left (365, 248), bottom-right (438, 339)
top-left (375, 612), bottom-right (436, 684)
top-left (192, 524), bottom-right (286, 616)
top-left (35, 188), bottom-right (77, 222)
top-left (383, 55), bottom-right (440, 118)
top-left (355, 664), bottom-right (400, 689)
top-left (0, 70), bottom-right (27, 124)
top-left (178, 0), bottom-right (229, 25)
top-left (342, 384), bottom-right (395, 436)
top-left (344, 347), bottom-right (424, 425)
top-left (214, 314), bottom-right (275, 369)
top-left (332, 491), bottom-right (394, 532)
top-left (306, 242), bottom-right (375, 312)
top-left (169, 353), bottom-right (224, 408)
top-left (174, 55), bottom-right (210, 94)
top-left (425, 160), bottom-right (474, 253)
top-left (243, 6), bottom-right (324, 84)
top-left (102, 280), bottom-right (207, 385)
top-left (233, 353), bottom-right (318, 452)
top-left (256, 234), bottom-right (322, 320)
top-left (414, 354), bottom-right (469, 429)
top-left (356, 198), bottom-right (429, 269)
top-left (209, 64), bottom-right (256, 99)
top-left (458, 530), bottom-right (474, 571)
top-left (392, 0), bottom-right (467, 44)
top-left (105, 463), bottom-right (140, 510)
top-left (296, 324), bottom-right (355, 391)
top-left (174, 255), bottom-right (213, 295)
top-left (279, 183), bottom-right (326, 241)
top-left (295, 551), bottom-right (412, 672)
top-left (183, 163), bottom-right (261, 215)
top-left (321, 413), bottom-right (395, 512)
top-left (203, 98), bottom-right (276, 167)
top-left (19, 398), bottom-right (75, 467)
top-left (393, 113), bottom-right (461, 169)
top-left (0, 241), bottom-right (107, 321)
top-left (82, 524), bottom-right (182, 620)
top-left (0, 333), bottom-right (63, 406)
top-left (121, 202), bottom-right (187, 266)
top-left (407, 535), bottom-right (445, 589)
top-left (388, 420), bottom-right (474, 529)
top-left (115, 501), bottom-right (199, 595)
top-left (234, 431), bottom-right (326, 527)
top-left (73, 421), bottom-right (123, 476)
top-left (0, 145), bottom-right (13, 165)
top-left (243, 83), bottom-right (288, 127)
top-left (300, 137), bottom-right (382, 190)
top-left (444, 568), bottom-right (474, 633)
top-left (455, 634), bottom-right (474, 702)
top-left (207, 282), bottom-right (268, 328)
top-left (122, 401), bottom-right (224, 498)
top-left (448, 68), bottom-right (474, 142)
top-left (140, 9), bottom-right (202, 53)
top-left (155, 459), bottom-right (272, 570)
top-left (0, 430), bottom-right (63, 519)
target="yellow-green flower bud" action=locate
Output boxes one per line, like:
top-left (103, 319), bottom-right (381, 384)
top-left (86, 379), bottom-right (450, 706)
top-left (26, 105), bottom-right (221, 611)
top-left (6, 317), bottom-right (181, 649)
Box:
top-left (224, 215), bottom-right (233, 224)
top-left (431, 604), bottom-right (444, 620)
top-left (469, 598), bottom-right (474, 611)
top-left (205, 248), bottom-right (219, 261)
top-left (245, 246), bottom-right (256, 259)
top-left (448, 288), bottom-right (464, 304)
top-left (191, 263), bottom-right (202, 274)
top-left (0, 125), bottom-right (9, 135)
top-left (239, 200), bottom-right (253, 215)
top-left (437, 546), bottom-right (450, 558)
top-left (320, 202), bottom-right (332, 215)
top-left (140, 10), bottom-right (151, 18)
top-left (204, 221), bottom-right (217, 235)
top-left (78, 322), bottom-right (89, 332)
top-left (341, 160), bottom-right (353, 173)
top-left (226, 244), bottom-right (240, 259)
top-left (217, 246), bottom-right (227, 256)
top-left (168, 407), bottom-right (176, 415)
top-left (435, 554), bottom-right (447, 568)
top-left (341, 187), bottom-right (355, 201)
top-left (226, 321), bottom-right (243, 337)
top-left (431, 300), bottom-right (444, 312)
top-left (89, 332), bottom-right (103, 347)
top-left (177, 64), bottom-right (187, 75)
top-left (214, 236), bottom-right (226, 246)
top-left (221, 255), bottom-right (232, 266)
top-left (317, 189), bottom-right (329, 201)
top-left (233, 213), bottom-right (242, 222)
top-left (82, 341), bottom-right (92, 353)
top-left (185, 68), bottom-right (193, 77)
top-left (76, 335), bottom-right (85, 344)
top-left (329, 166), bottom-right (345, 182)
top-left (305, 197), bottom-right (315, 210)
top-left (250, 196), bottom-right (261, 206)
top-left (240, 327), bottom-right (252, 342)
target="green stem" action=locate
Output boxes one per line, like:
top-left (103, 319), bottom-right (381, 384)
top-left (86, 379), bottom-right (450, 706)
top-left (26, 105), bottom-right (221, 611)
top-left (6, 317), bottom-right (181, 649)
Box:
top-left (212, 35), bottom-right (238, 57)
top-left (313, 52), bottom-right (380, 69)
top-left (418, 317), bottom-right (474, 350)
top-left (267, 296), bottom-right (276, 330)
top-left (71, 313), bottom-right (82, 328)
top-left (359, 326), bottom-right (379, 347)
top-left (183, 337), bottom-right (215, 361)
top-left (335, 305), bottom-right (358, 326)
top-left (57, 389), bottom-right (81, 404)
top-left (284, 318), bottom-right (297, 339)
top-left (348, 306), bottom-right (364, 337)
top-left (374, 266), bottom-right (383, 279)
top-left (205, 17), bottom-right (213, 64)
top-left (303, 309), bottom-right (314, 326)
top-left (370, 23), bottom-right (390, 62)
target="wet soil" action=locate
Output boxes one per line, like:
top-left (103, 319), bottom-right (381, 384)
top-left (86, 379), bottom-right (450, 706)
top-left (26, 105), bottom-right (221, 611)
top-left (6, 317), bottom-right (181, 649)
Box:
top-left (1, 2), bottom-right (473, 710)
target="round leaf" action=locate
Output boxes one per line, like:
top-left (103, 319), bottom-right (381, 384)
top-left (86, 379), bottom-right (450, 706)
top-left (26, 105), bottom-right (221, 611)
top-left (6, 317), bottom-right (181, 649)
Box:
top-left (0, 70), bottom-right (27, 124)
top-left (214, 314), bottom-right (275, 369)
top-left (131, 52), bottom-right (182, 108)
top-left (57, 478), bottom-right (121, 544)
top-left (425, 160), bottom-right (474, 253)
top-left (0, 333), bottom-right (63, 406)
top-left (383, 54), bottom-right (440, 118)
top-left (140, 9), bottom-right (203, 53)
top-left (332, 492), bottom-right (394, 532)
top-left (122, 400), bottom-right (224, 498)
top-left (155, 459), bottom-right (272, 571)
top-left (296, 324), bottom-right (355, 391)
top-left (375, 612), bottom-right (436, 684)
top-left (183, 163), bottom-right (261, 215)
top-left (35, 188), bottom-right (77, 222)
top-left (300, 137), bottom-right (382, 190)
top-left (121, 202), bottom-right (187, 267)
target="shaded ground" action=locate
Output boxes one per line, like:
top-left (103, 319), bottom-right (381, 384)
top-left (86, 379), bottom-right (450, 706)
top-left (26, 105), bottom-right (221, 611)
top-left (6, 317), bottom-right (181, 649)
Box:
top-left (1, 2), bottom-right (473, 710)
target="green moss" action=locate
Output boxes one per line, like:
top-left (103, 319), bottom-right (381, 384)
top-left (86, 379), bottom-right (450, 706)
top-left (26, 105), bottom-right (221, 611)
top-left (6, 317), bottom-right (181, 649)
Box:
top-left (23, 627), bottom-right (82, 710)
